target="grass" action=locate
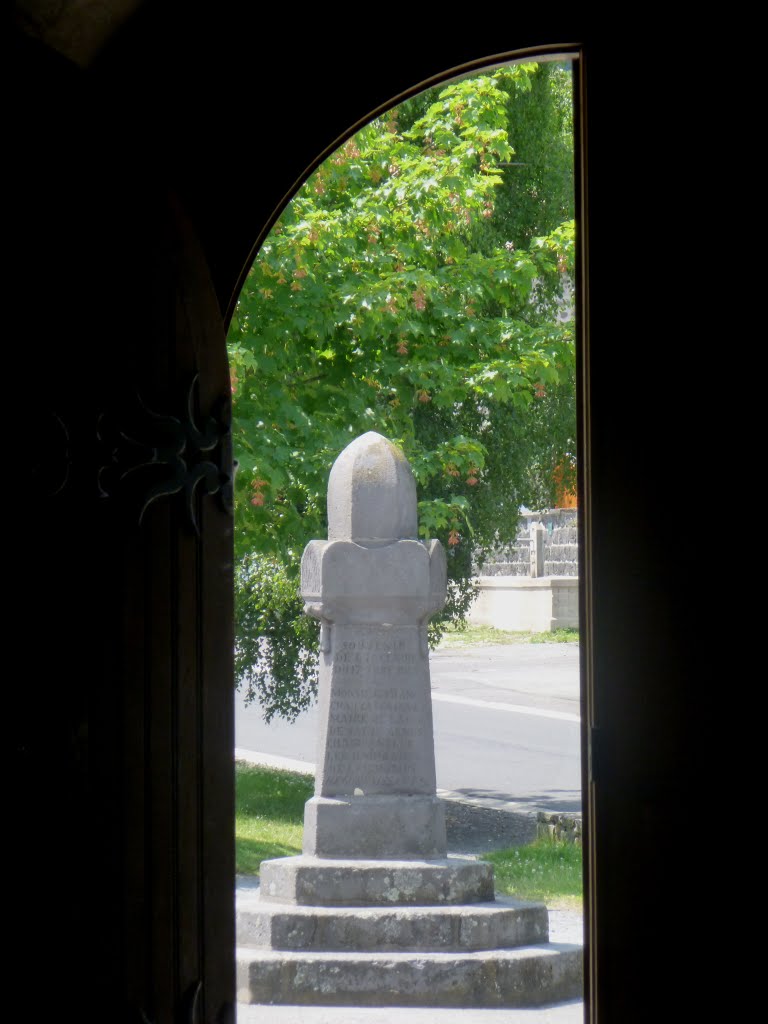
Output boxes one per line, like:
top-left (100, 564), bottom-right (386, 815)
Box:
top-left (235, 761), bottom-right (313, 875)
top-left (437, 624), bottom-right (579, 648)
top-left (235, 762), bottom-right (582, 910)
top-left (484, 838), bottom-right (582, 910)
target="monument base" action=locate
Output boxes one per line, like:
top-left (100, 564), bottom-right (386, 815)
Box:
top-left (236, 943), bottom-right (583, 1008)
top-left (303, 794), bottom-right (447, 859)
top-left (258, 854), bottom-right (494, 906)
top-left (240, 853), bottom-right (583, 1007)
top-left (239, 890), bottom-right (549, 951)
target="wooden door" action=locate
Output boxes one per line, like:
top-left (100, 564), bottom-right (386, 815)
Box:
top-left (93, 192), bottom-right (236, 1023)
top-left (8, 35), bottom-right (235, 1016)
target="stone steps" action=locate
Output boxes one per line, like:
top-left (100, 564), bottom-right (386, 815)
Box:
top-left (235, 943), bottom-right (584, 1008)
top-left (257, 855), bottom-right (494, 906)
top-left (237, 895), bottom-right (549, 952)
top-left (237, 858), bottom-right (583, 1008)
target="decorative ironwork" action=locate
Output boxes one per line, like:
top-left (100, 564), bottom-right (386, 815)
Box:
top-left (98, 376), bottom-right (234, 533)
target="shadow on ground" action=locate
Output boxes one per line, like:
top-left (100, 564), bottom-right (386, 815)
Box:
top-left (444, 792), bottom-right (581, 855)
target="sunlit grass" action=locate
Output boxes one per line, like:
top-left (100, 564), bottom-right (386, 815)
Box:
top-left (438, 624), bottom-right (579, 648)
top-left (235, 761), bottom-right (313, 875)
top-left (482, 836), bottom-right (582, 910)
top-left (530, 627), bottom-right (579, 644)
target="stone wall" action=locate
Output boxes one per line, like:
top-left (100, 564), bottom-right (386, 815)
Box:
top-left (536, 811), bottom-right (582, 845)
top-left (469, 576), bottom-right (579, 632)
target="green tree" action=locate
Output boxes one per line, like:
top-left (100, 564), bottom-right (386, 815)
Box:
top-left (229, 62), bottom-right (575, 719)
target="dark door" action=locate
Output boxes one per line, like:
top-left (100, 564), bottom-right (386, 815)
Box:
top-left (9, 36), bottom-right (235, 1018)
top-left (92, 193), bottom-right (236, 1023)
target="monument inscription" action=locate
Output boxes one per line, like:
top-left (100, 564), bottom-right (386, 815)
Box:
top-left (321, 624), bottom-right (432, 794)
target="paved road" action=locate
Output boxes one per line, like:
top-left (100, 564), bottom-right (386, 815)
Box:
top-left (235, 642), bottom-right (582, 814)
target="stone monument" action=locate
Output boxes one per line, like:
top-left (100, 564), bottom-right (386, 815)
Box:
top-left (236, 432), bottom-right (582, 1008)
top-left (301, 429), bottom-right (447, 860)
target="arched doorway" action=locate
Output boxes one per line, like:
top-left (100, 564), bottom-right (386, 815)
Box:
top-left (227, 46), bottom-right (588, 1018)
top-left (12, 11), bottom-right (725, 1022)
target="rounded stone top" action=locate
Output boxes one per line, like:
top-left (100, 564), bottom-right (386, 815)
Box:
top-left (327, 431), bottom-right (418, 542)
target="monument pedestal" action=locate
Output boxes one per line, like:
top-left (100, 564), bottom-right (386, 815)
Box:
top-left (236, 853), bottom-right (582, 1008)
top-left (257, 854), bottom-right (494, 906)
top-left (303, 794), bottom-right (447, 859)
top-left (236, 434), bottom-right (582, 1007)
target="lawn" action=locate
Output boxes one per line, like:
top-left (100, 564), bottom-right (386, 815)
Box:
top-left (437, 624), bottom-right (579, 648)
top-left (235, 761), bottom-right (313, 876)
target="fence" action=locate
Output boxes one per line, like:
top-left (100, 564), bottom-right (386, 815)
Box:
top-left (468, 510), bottom-right (579, 632)
top-left (478, 509), bottom-right (578, 578)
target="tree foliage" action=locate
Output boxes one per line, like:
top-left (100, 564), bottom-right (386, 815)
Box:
top-left (228, 61), bottom-right (576, 719)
